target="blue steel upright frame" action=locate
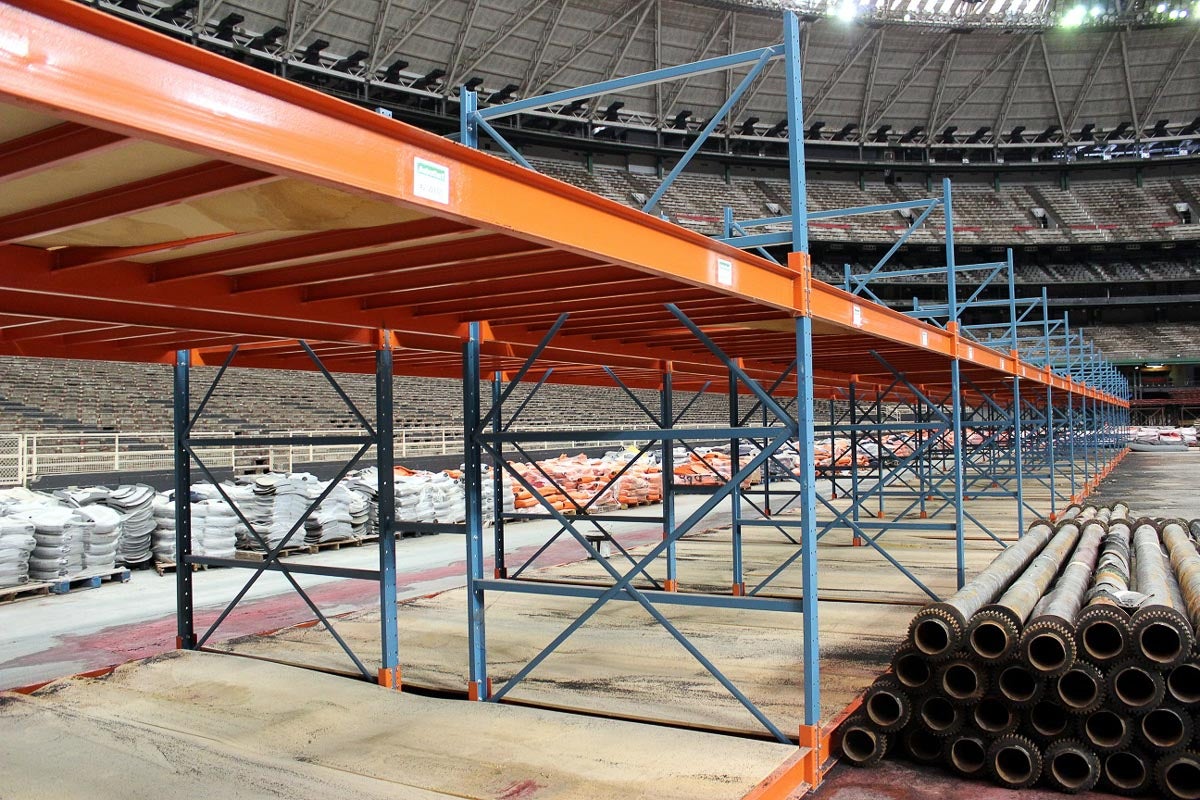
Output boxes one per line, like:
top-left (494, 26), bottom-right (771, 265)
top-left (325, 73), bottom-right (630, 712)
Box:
top-left (172, 339), bottom-right (401, 688)
top-left (455, 11), bottom-right (824, 753)
top-left (451, 7), bottom-right (1128, 778)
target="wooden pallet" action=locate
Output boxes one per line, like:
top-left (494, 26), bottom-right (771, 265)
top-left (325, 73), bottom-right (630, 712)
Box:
top-left (234, 536), bottom-right (369, 561)
top-left (0, 581), bottom-right (52, 605)
top-left (45, 567), bottom-right (131, 595)
top-left (153, 560), bottom-right (211, 576)
top-left (235, 545), bottom-right (316, 561)
top-left (307, 536), bottom-right (368, 552)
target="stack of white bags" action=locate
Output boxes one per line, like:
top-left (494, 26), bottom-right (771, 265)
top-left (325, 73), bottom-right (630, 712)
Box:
top-left (481, 465), bottom-right (516, 524)
top-left (151, 494), bottom-right (177, 563)
top-left (0, 516), bottom-right (36, 587)
top-left (24, 506), bottom-right (92, 581)
top-left (303, 482), bottom-right (355, 544)
top-left (104, 484), bottom-right (156, 565)
top-left (74, 504), bottom-right (122, 571)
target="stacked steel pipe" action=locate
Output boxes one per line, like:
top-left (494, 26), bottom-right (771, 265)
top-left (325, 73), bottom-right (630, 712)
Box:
top-left (841, 502), bottom-right (1200, 799)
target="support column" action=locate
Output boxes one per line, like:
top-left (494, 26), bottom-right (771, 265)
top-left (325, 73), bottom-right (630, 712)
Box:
top-left (950, 357), bottom-right (966, 588)
top-left (376, 342), bottom-right (401, 689)
top-left (849, 379), bottom-right (863, 541)
top-left (492, 374), bottom-right (506, 579)
top-left (762, 402), bottom-right (772, 515)
top-left (173, 349), bottom-right (195, 650)
top-left (662, 369), bottom-right (678, 592)
top-left (1067, 393), bottom-right (1078, 502)
top-left (795, 315), bottom-right (820, 728)
top-left (729, 368), bottom-right (743, 594)
top-left (463, 322), bottom-right (489, 700)
top-left (1046, 385), bottom-right (1056, 520)
top-left (1012, 374), bottom-right (1024, 537)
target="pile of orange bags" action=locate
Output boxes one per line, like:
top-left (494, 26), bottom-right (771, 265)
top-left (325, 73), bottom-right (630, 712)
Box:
top-left (508, 453), bottom-right (664, 511)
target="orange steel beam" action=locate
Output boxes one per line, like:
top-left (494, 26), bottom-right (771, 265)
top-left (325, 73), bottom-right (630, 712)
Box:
top-left (0, 319), bottom-right (107, 341)
top-left (53, 233), bottom-right (239, 271)
top-left (0, 0), bottom-right (1127, 407)
top-left (326, 267), bottom-right (632, 309)
top-left (303, 252), bottom-right (610, 304)
top-left (151, 218), bottom-right (476, 282)
top-left (231, 233), bottom-right (548, 294)
top-left (492, 301), bottom-right (762, 329)
top-left (0, 161), bottom-right (277, 244)
top-left (0, 121), bottom-right (128, 183)
top-left (409, 279), bottom-right (688, 318)
top-left (419, 288), bottom-right (723, 321)
top-left (1, 244), bottom-right (482, 348)
top-left (0, 287), bottom-right (376, 345)
top-left (559, 306), bottom-right (771, 333)
top-left (0, 0), bottom-right (797, 311)
top-left (60, 325), bottom-right (192, 346)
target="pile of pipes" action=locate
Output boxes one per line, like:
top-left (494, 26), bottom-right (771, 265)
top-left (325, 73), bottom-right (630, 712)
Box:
top-left (842, 503), bottom-right (1200, 798)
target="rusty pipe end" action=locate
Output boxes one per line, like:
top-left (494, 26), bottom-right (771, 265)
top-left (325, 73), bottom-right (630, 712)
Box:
top-left (1057, 661), bottom-right (1106, 715)
top-left (1108, 658), bottom-right (1166, 715)
top-left (966, 608), bottom-right (1021, 664)
top-left (998, 663), bottom-right (1046, 708)
top-left (1077, 604), bottom-right (1132, 665)
top-left (987, 733), bottom-right (1044, 790)
top-left (1132, 606), bottom-right (1195, 670)
top-left (1140, 705), bottom-right (1194, 754)
top-left (1084, 709), bottom-right (1132, 754)
top-left (919, 694), bottom-right (964, 737)
top-left (891, 643), bottom-right (933, 692)
top-left (864, 677), bottom-right (911, 733)
top-left (937, 659), bottom-right (987, 705)
top-left (909, 605), bottom-right (965, 661)
top-left (1045, 739), bottom-right (1101, 794)
top-left (973, 695), bottom-right (1019, 736)
top-left (902, 727), bottom-right (942, 763)
top-left (1154, 749), bottom-right (1200, 800)
top-left (1022, 616), bottom-right (1078, 677)
top-left (1027, 699), bottom-right (1071, 742)
top-left (839, 715), bottom-right (890, 768)
top-left (1104, 749), bottom-right (1152, 795)
top-left (948, 731), bottom-right (988, 778)
top-left (1167, 662), bottom-right (1200, 707)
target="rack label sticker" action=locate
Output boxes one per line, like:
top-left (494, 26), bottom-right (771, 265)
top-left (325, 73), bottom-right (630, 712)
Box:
top-left (920, 331), bottom-right (929, 347)
top-left (852, 305), bottom-right (864, 328)
top-left (967, 346), bottom-right (975, 359)
top-left (414, 158), bottom-right (450, 204)
top-left (716, 258), bottom-right (733, 286)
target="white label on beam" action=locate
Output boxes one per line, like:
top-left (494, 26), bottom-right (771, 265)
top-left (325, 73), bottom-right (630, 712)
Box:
top-left (920, 330), bottom-right (929, 347)
top-left (413, 157), bottom-right (450, 204)
top-left (716, 258), bottom-right (733, 286)
top-left (967, 346), bottom-right (975, 359)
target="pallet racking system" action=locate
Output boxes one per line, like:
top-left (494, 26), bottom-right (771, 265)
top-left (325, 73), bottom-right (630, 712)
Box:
top-left (0, 0), bottom-right (1127, 790)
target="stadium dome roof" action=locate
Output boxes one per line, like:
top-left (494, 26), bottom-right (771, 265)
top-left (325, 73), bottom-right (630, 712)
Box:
top-left (105, 0), bottom-right (1200, 146)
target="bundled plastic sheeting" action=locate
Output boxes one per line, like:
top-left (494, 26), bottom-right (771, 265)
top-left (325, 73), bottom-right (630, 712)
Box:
top-left (104, 484), bottom-right (156, 565)
top-left (253, 473), bottom-right (320, 551)
top-left (304, 482), bottom-right (355, 543)
top-left (151, 494), bottom-right (176, 563)
top-left (0, 517), bottom-right (36, 588)
top-left (344, 470), bottom-right (379, 537)
top-left (23, 506), bottom-right (93, 581)
top-left (481, 465), bottom-right (516, 523)
top-left (74, 504), bottom-right (122, 571)
top-left (193, 499), bottom-right (238, 559)
top-left (348, 491), bottom-right (370, 538)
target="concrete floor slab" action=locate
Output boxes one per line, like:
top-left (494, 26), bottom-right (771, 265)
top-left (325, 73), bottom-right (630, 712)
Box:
top-left (0, 650), bottom-right (797, 800)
